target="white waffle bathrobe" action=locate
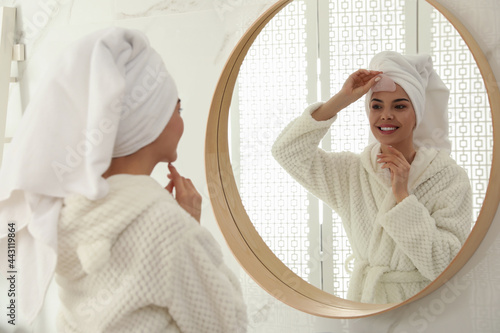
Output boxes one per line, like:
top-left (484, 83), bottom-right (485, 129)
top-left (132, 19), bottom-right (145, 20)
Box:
top-left (271, 103), bottom-right (472, 304)
top-left (56, 174), bottom-right (247, 332)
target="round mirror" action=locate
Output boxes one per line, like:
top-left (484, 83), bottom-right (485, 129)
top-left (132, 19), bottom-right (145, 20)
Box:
top-left (229, 0), bottom-right (491, 298)
top-left (206, 0), bottom-right (500, 317)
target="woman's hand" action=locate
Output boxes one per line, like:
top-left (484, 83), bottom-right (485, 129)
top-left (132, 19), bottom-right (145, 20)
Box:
top-left (339, 69), bottom-right (383, 102)
top-left (312, 69), bottom-right (382, 121)
top-left (377, 146), bottom-right (411, 203)
top-left (165, 163), bottom-right (202, 222)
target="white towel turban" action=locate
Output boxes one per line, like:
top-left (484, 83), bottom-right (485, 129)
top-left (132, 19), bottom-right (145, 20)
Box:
top-left (0, 27), bottom-right (178, 322)
top-left (365, 51), bottom-right (451, 152)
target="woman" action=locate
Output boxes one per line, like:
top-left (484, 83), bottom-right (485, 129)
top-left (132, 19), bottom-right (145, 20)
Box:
top-left (272, 51), bottom-right (472, 304)
top-left (0, 28), bottom-right (247, 332)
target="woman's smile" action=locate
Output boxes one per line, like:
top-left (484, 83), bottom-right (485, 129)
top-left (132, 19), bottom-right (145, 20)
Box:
top-left (377, 124), bottom-right (399, 134)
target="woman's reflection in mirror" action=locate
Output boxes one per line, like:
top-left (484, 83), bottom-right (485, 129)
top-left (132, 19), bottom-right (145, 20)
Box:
top-left (272, 51), bottom-right (472, 303)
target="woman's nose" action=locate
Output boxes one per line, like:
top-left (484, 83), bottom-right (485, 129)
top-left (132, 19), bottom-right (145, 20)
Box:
top-left (381, 109), bottom-right (394, 120)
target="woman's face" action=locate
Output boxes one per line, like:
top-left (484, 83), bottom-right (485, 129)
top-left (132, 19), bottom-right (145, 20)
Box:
top-left (369, 84), bottom-right (416, 148)
top-left (154, 100), bottom-right (184, 163)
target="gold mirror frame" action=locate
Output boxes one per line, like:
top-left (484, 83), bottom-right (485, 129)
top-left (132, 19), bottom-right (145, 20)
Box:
top-left (205, 0), bottom-right (500, 318)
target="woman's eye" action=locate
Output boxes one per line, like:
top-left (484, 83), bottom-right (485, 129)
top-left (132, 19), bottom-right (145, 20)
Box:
top-left (395, 104), bottom-right (407, 110)
top-left (371, 104), bottom-right (381, 110)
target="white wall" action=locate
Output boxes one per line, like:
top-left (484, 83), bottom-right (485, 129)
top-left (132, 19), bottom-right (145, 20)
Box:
top-left (1, 0), bottom-right (499, 332)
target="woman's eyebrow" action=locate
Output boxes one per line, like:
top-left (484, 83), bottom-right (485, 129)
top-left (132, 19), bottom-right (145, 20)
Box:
top-left (371, 98), bottom-right (411, 103)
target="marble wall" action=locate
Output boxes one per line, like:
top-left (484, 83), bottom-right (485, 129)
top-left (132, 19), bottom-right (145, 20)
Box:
top-left (1, 0), bottom-right (499, 332)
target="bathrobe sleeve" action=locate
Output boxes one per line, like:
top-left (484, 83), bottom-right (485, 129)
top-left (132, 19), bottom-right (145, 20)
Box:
top-left (379, 161), bottom-right (472, 281)
top-left (118, 198), bottom-right (248, 333)
top-left (271, 103), bottom-right (358, 214)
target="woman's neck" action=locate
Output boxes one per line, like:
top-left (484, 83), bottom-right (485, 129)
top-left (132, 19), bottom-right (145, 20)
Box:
top-left (102, 148), bottom-right (158, 179)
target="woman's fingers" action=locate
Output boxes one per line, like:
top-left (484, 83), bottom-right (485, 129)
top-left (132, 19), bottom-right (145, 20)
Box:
top-left (168, 164), bottom-right (189, 193)
top-left (354, 69), bottom-right (382, 77)
top-left (378, 156), bottom-right (408, 175)
top-left (377, 153), bottom-right (403, 166)
top-left (347, 70), bottom-right (383, 96)
top-left (377, 147), bottom-right (406, 165)
top-left (166, 163), bottom-right (202, 223)
top-left (353, 69), bottom-right (382, 82)
top-left (377, 148), bottom-right (410, 177)
top-left (332, 69), bottom-right (383, 108)
top-left (377, 147), bottom-right (411, 203)
top-left (165, 180), bottom-right (174, 193)
top-left (168, 163), bottom-right (180, 177)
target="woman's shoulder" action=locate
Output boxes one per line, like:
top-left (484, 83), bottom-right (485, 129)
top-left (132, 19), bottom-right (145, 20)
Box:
top-left (60, 174), bottom-right (191, 239)
top-left (433, 150), bottom-right (469, 177)
top-left (417, 149), bottom-right (470, 187)
top-left (120, 182), bottom-right (223, 266)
